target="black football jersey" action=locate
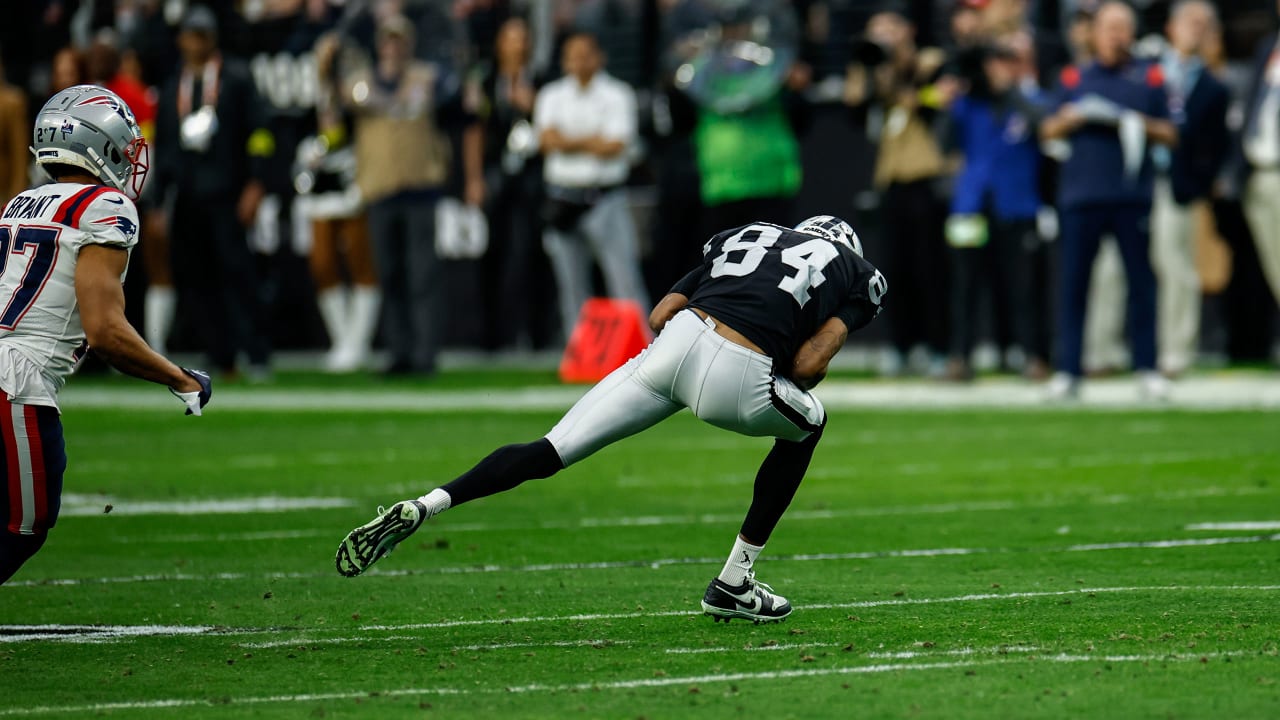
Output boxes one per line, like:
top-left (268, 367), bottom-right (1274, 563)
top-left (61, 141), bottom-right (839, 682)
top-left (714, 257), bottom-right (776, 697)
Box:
top-left (680, 222), bottom-right (886, 368)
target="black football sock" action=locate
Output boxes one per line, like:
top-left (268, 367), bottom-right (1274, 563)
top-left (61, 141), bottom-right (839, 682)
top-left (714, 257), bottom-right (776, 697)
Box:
top-left (739, 421), bottom-right (825, 545)
top-left (0, 531), bottom-right (47, 585)
top-left (439, 438), bottom-right (565, 507)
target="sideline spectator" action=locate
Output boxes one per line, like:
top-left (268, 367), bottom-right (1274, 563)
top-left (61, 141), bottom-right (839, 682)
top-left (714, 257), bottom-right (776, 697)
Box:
top-left (535, 30), bottom-right (649, 340)
top-left (467, 17), bottom-right (555, 351)
top-left (844, 4), bottom-right (951, 376)
top-left (943, 41), bottom-right (1049, 381)
top-left (152, 5), bottom-right (275, 378)
top-left (1040, 1), bottom-right (1177, 399)
top-left (305, 23), bottom-right (381, 373)
top-left (342, 13), bottom-right (478, 375)
top-left (1152, 0), bottom-right (1230, 376)
top-left (678, 1), bottom-right (809, 237)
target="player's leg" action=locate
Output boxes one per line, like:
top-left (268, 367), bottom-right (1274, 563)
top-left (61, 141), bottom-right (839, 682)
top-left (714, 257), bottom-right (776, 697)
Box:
top-left (340, 215), bottom-right (381, 371)
top-left (581, 190), bottom-right (651, 316)
top-left (369, 199), bottom-right (412, 372)
top-left (678, 335), bottom-right (825, 622)
top-left (310, 217), bottom-right (348, 369)
top-left (404, 197), bottom-right (443, 373)
top-left (336, 322), bottom-right (695, 576)
top-left (1113, 204), bottom-right (1165, 398)
top-left (542, 226), bottom-right (592, 342)
top-left (0, 400), bottom-right (66, 585)
top-left (1053, 206), bottom-right (1107, 389)
top-left (142, 207), bottom-right (175, 355)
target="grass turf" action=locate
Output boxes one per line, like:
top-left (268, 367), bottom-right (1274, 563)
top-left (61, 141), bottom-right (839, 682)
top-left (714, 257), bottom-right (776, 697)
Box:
top-left (1, 382), bottom-right (1278, 718)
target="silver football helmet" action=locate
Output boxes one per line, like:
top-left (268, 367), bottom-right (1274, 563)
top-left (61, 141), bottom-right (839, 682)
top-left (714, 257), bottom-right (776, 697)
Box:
top-left (31, 85), bottom-right (149, 198)
top-left (794, 215), bottom-right (863, 257)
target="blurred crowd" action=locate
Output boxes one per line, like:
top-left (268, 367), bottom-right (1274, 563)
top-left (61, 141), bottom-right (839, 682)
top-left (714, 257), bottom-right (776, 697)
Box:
top-left (1, 0), bottom-right (1279, 386)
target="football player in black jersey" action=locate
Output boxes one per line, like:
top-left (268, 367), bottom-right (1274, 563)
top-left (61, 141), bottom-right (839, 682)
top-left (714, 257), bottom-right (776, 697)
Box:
top-left (337, 215), bottom-right (887, 623)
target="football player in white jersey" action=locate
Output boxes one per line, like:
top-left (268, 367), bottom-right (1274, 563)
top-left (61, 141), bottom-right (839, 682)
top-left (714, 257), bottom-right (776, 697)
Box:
top-left (337, 216), bottom-right (887, 623)
top-left (0, 86), bottom-right (213, 585)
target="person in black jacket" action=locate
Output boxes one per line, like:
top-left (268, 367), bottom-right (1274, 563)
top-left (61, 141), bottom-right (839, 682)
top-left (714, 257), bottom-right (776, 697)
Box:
top-left (151, 5), bottom-right (275, 379)
top-left (1235, 1), bottom-right (1280, 338)
top-left (1151, 0), bottom-right (1230, 376)
top-left (466, 17), bottom-right (555, 351)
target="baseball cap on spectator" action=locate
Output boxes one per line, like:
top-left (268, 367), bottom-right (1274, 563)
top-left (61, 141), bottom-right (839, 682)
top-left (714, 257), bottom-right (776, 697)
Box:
top-left (180, 5), bottom-right (218, 36)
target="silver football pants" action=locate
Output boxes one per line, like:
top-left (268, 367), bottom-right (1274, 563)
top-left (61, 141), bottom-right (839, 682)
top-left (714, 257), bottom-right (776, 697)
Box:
top-left (546, 309), bottom-right (826, 466)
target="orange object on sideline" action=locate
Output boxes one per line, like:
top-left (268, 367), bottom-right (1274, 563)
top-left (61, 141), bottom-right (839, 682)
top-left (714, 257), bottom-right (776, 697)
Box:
top-left (559, 299), bottom-right (652, 383)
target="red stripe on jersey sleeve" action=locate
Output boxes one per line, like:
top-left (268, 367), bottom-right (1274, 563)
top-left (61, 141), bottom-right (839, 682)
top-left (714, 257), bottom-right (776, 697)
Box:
top-left (66, 187), bottom-right (114, 229)
top-left (53, 186), bottom-right (101, 226)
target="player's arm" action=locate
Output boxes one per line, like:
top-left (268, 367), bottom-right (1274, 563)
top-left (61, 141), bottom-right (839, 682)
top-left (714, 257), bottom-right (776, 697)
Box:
top-left (649, 293), bottom-right (689, 334)
top-left (650, 264), bottom-right (704, 334)
top-left (75, 245), bottom-right (203, 394)
top-left (791, 316), bottom-right (849, 391)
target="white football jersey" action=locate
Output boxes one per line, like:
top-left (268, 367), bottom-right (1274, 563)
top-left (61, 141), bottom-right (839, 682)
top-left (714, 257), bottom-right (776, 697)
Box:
top-left (0, 183), bottom-right (139, 409)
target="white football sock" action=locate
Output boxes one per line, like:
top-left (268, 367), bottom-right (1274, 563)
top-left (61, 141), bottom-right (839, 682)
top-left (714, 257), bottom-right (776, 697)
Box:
top-left (316, 287), bottom-right (348, 351)
top-left (416, 488), bottom-right (452, 517)
top-left (344, 285), bottom-right (381, 366)
top-left (717, 536), bottom-right (764, 587)
top-left (144, 286), bottom-right (176, 354)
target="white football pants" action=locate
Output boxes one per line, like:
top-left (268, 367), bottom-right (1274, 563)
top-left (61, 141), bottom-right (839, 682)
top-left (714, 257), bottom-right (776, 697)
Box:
top-left (546, 309), bottom-right (826, 466)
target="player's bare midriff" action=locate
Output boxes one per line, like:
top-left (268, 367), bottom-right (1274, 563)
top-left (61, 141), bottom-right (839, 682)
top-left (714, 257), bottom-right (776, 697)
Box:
top-left (690, 308), bottom-right (766, 356)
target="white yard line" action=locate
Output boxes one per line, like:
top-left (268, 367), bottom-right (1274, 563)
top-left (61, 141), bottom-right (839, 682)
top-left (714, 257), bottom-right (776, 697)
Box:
top-left (665, 644), bottom-right (1043, 656)
top-left (116, 529), bottom-right (331, 544)
top-left (59, 494), bottom-right (354, 517)
top-left (0, 624), bottom-right (216, 643)
top-left (236, 635), bottom-right (419, 649)
top-left (0, 651), bottom-right (1248, 716)
top-left (10, 534), bottom-right (1280, 588)
top-left (1186, 521), bottom-right (1280, 531)
top-left (450, 639), bottom-right (634, 652)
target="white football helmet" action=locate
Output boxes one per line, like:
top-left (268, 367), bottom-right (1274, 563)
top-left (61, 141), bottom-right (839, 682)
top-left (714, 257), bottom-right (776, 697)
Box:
top-left (794, 215), bottom-right (863, 257)
top-left (31, 85), bottom-right (149, 198)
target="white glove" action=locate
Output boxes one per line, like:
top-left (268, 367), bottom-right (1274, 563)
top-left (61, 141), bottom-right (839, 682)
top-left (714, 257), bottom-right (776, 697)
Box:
top-left (169, 368), bottom-right (212, 416)
top-left (170, 389), bottom-right (205, 416)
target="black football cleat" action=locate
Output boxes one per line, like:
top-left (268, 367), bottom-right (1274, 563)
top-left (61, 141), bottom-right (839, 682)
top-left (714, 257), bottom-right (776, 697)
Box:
top-left (701, 571), bottom-right (792, 623)
top-left (335, 500), bottom-right (427, 577)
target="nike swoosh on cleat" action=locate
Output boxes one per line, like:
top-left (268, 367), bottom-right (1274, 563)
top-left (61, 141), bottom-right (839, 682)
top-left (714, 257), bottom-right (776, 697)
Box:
top-left (723, 587), bottom-right (763, 612)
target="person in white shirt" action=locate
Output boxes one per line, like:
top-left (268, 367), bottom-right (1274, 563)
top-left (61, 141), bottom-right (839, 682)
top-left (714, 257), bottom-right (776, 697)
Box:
top-left (534, 31), bottom-right (650, 340)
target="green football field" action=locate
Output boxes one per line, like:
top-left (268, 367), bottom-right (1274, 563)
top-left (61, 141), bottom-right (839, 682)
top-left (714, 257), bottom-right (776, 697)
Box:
top-left (2, 373), bottom-right (1278, 718)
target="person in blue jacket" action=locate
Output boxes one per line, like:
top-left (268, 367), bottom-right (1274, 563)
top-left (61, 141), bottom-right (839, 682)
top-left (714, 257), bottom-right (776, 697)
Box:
top-left (946, 40), bottom-right (1050, 381)
top-left (1039, 0), bottom-right (1178, 400)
